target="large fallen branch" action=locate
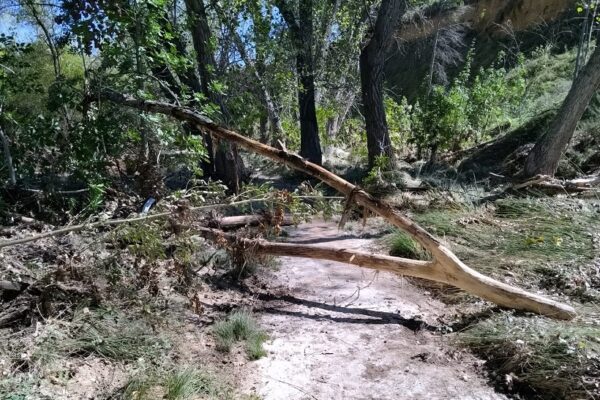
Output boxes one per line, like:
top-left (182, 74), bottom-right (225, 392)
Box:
top-left (95, 90), bottom-right (576, 320)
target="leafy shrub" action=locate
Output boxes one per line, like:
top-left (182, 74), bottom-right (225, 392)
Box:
top-left (409, 48), bottom-right (526, 158)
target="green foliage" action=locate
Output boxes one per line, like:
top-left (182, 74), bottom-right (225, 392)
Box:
top-left (115, 222), bottom-right (166, 262)
top-left (213, 310), bottom-right (268, 360)
top-left (386, 231), bottom-right (428, 260)
top-left (385, 96), bottom-right (413, 149)
top-left (409, 49), bottom-right (526, 154)
top-left (34, 309), bottom-right (169, 363)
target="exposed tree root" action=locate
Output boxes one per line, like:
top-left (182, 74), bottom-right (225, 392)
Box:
top-left (95, 90), bottom-right (576, 320)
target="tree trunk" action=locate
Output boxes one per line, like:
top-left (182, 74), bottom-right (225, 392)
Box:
top-left (218, 4), bottom-right (283, 143)
top-left (524, 41), bottom-right (600, 178)
top-left (185, 0), bottom-right (244, 192)
top-left (97, 90), bottom-right (577, 320)
top-left (276, 0), bottom-right (322, 165)
top-left (360, 0), bottom-right (406, 168)
top-left (0, 125), bottom-right (16, 186)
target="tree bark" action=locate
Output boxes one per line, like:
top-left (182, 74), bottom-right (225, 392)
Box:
top-left (0, 125), bottom-right (16, 186)
top-left (185, 0), bottom-right (244, 192)
top-left (360, 0), bottom-right (406, 168)
top-left (524, 41), bottom-right (600, 178)
top-left (96, 90), bottom-right (576, 320)
top-left (276, 0), bottom-right (322, 165)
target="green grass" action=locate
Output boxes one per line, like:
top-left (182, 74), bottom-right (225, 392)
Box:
top-left (397, 195), bottom-right (600, 399)
top-left (213, 310), bottom-right (268, 360)
top-left (0, 376), bottom-right (37, 400)
top-left (459, 312), bottom-right (600, 399)
top-left (407, 197), bottom-right (597, 294)
top-left (123, 367), bottom-right (233, 400)
top-left (385, 230), bottom-right (428, 260)
top-left (34, 309), bottom-right (169, 364)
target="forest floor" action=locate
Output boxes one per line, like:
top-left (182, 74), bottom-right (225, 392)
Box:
top-left (1, 172), bottom-right (599, 399)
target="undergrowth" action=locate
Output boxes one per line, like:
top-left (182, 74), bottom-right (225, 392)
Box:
top-left (459, 312), bottom-right (600, 399)
top-left (409, 197), bottom-right (598, 297)
top-left (393, 194), bottom-right (600, 399)
top-left (123, 367), bottom-right (234, 400)
top-left (34, 309), bottom-right (169, 364)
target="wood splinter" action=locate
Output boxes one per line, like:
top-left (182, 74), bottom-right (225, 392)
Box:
top-left (97, 90), bottom-right (577, 320)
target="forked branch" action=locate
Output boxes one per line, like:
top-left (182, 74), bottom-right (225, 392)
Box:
top-left (96, 90), bottom-right (576, 320)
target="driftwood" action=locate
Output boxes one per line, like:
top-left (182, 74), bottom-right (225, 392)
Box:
top-left (513, 174), bottom-right (600, 193)
top-left (96, 90), bottom-right (576, 320)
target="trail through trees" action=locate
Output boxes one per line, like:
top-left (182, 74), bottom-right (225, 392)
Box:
top-left (95, 90), bottom-right (576, 320)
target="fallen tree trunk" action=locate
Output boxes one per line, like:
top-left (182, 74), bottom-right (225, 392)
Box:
top-left (215, 214), bottom-right (294, 229)
top-left (95, 90), bottom-right (576, 320)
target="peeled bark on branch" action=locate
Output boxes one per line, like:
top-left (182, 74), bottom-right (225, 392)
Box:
top-left (95, 90), bottom-right (576, 320)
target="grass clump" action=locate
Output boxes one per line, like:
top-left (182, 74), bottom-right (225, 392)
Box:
top-left (459, 312), bottom-right (600, 399)
top-left (213, 310), bottom-right (268, 360)
top-left (385, 230), bottom-right (428, 260)
top-left (165, 368), bottom-right (225, 399)
top-left (123, 367), bottom-right (233, 400)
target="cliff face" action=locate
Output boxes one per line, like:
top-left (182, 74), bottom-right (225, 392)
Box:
top-left (385, 0), bottom-right (578, 100)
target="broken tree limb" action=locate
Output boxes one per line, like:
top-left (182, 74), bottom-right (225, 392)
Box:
top-left (213, 214), bottom-right (295, 229)
top-left (96, 90), bottom-right (576, 320)
top-left (0, 196), bottom-right (335, 249)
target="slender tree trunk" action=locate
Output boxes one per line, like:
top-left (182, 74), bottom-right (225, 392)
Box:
top-left (326, 90), bottom-right (355, 138)
top-left (185, 0), bottom-right (244, 192)
top-left (360, 0), bottom-right (407, 168)
top-left (297, 0), bottom-right (322, 164)
top-left (0, 126), bottom-right (16, 186)
top-left (524, 41), bottom-right (600, 177)
top-left (217, 5), bottom-right (283, 143)
top-left (276, 0), bottom-right (322, 164)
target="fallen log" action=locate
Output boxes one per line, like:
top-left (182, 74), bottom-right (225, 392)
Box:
top-left (215, 214), bottom-right (295, 230)
top-left (96, 90), bottom-right (576, 320)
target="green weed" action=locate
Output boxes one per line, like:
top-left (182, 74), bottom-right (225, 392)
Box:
top-left (123, 367), bottom-right (233, 400)
top-left (114, 222), bottom-right (166, 262)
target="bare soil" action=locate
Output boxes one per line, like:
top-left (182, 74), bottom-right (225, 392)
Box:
top-left (241, 220), bottom-right (505, 400)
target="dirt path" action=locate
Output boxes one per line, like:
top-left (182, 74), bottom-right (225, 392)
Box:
top-left (242, 220), bottom-right (505, 400)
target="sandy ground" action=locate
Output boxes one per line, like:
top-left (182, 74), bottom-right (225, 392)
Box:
top-left (242, 220), bottom-right (506, 400)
